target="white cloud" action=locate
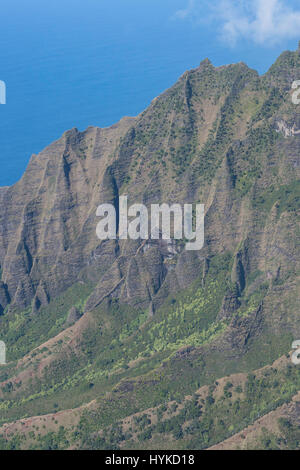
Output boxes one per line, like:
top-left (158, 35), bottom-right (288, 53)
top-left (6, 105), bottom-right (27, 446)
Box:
top-left (173, 0), bottom-right (195, 20)
top-left (220, 0), bottom-right (300, 44)
top-left (174, 0), bottom-right (300, 45)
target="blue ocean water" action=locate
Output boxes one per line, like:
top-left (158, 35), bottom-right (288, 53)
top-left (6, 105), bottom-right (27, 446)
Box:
top-left (0, 0), bottom-right (298, 186)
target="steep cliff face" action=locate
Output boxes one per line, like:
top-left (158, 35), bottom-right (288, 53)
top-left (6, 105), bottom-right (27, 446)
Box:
top-left (0, 46), bottom-right (299, 450)
top-left (0, 118), bottom-right (135, 310)
top-left (0, 51), bottom-right (299, 319)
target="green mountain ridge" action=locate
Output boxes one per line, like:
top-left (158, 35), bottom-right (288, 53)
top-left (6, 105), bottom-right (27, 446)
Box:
top-left (0, 45), bottom-right (299, 450)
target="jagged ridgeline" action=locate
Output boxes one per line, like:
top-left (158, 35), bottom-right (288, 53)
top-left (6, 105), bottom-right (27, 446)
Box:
top-left (0, 45), bottom-right (299, 450)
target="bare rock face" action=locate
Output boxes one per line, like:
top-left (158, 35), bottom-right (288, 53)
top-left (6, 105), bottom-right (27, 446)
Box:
top-left (65, 306), bottom-right (82, 326)
top-left (0, 120), bottom-right (135, 312)
top-left (217, 287), bottom-right (241, 322)
top-left (0, 48), bottom-right (298, 342)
